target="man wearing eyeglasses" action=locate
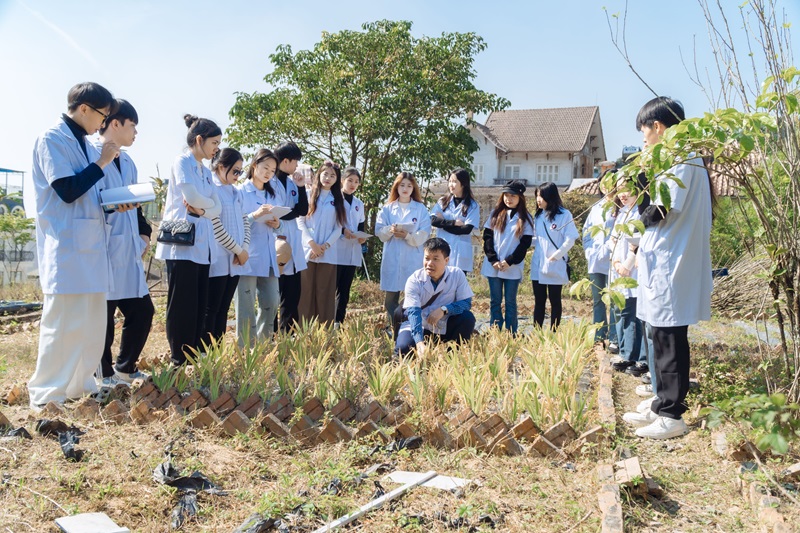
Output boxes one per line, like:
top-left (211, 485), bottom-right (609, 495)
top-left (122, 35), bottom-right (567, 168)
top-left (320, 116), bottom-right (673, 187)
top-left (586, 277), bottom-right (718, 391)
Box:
top-left (26, 82), bottom-right (122, 411)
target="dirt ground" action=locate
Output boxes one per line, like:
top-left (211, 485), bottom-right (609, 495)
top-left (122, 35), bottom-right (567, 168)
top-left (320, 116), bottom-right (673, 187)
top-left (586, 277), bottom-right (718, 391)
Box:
top-left (0, 282), bottom-right (798, 532)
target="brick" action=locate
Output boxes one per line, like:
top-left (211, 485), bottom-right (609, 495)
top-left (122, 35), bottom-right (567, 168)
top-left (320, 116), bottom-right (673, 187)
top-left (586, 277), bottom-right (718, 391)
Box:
top-left (393, 422), bottom-right (417, 440)
top-left (319, 417), bottom-right (354, 443)
top-left (759, 507), bottom-right (786, 531)
top-left (451, 407), bottom-right (478, 428)
top-left (577, 425), bottom-right (606, 445)
top-left (179, 389), bottom-right (209, 412)
top-left (261, 413), bottom-right (291, 438)
top-left (597, 351), bottom-right (616, 431)
top-left (222, 411), bottom-right (252, 437)
top-left (644, 476), bottom-right (664, 498)
top-left (465, 422), bottom-right (489, 450)
top-left (330, 398), bottom-right (356, 422)
top-left (130, 400), bottom-right (155, 425)
top-left (511, 416), bottom-right (542, 442)
top-left (42, 401), bottom-right (66, 418)
top-left (596, 464), bottom-right (615, 483)
top-left (302, 397), bottom-right (325, 422)
top-left (151, 388), bottom-right (179, 410)
top-left (132, 382), bottom-right (158, 404)
top-left (110, 383), bottom-right (131, 402)
top-left (0, 409), bottom-right (9, 428)
top-left (481, 414), bottom-right (510, 438)
top-left (614, 457), bottom-right (646, 495)
top-left (72, 398), bottom-right (101, 420)
top-left (428, 421), bottom-right (454, 449)
top-left (487, 430), bottom-right (524, 456)
top-left (355, 420), bottom-right (388, 442)
top-left (597, 485), bottom-right (623, 533)
top-left (209, 391), bottom-right (236, 417)
top-left (358, 400), bottom-right (388, 424)
top-left (384, 401), bottom-right (412, 425)
top-left (165, 403), bottom-right (186, 419)
top-left (265, 395), bottom-right (292, 421)
top-left (543, 420), bottom-right (577, 448)
top-left (235, 393), bottom-right (264, 419)
top-left (189, 407), bottom-right (222, 429)
top-left (5, 384), bottom-right (23, 405)
top-left (289, 415), bottom-right (319, 444)
top-left (530, 435), bottom-right (566, 459)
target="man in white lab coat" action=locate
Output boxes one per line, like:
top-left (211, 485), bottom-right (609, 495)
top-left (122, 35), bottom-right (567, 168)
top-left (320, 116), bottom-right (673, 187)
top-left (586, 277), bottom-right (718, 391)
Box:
top-left (27, 83), bottom-right (124, 410)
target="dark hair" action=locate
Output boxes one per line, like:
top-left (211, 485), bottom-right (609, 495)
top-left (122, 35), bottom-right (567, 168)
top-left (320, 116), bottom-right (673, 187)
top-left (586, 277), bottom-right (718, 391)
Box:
top-left (67, 82), bottom-right (116, 113)
top-left (184, 114), bottom-right (222, 147)
top-left (343, 167), bottom-right (361, 180)
top-left (635, 96), bottom-right (685, 131)
top-left (388, 172), bottom-right (422, 203)
top-left (439, 167), bottom-right (475, 217)
top-left (245, 148), bottom-right (278, 197)
top-left (211, 147), bottom-right (244, 175)
top-left (489, 191), bottom-right (533, 237)
top-left (424, 237), bottom-right (450, 258)
top-left (535, 182), bottom-right (565, 221)
top-left (308, 161), bottom-right (347, 226)
top-left (99, 99), bottom-right (138, 134)
top-left (274, 141), bottom-right (302, 163)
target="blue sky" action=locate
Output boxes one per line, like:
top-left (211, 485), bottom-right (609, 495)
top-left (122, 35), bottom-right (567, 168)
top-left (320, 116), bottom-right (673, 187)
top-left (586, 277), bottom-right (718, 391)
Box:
top-left (1, 0), bottom-right (797, 186)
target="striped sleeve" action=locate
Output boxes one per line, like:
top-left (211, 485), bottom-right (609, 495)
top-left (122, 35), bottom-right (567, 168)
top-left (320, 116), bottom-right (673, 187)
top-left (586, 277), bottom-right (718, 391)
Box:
top-left (212, 217), bottom-right (243, 255)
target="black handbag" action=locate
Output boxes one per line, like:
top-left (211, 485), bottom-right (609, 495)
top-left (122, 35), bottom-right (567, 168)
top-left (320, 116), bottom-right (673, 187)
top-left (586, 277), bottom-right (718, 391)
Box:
top-left (157, 219), bottom-right (196, 246)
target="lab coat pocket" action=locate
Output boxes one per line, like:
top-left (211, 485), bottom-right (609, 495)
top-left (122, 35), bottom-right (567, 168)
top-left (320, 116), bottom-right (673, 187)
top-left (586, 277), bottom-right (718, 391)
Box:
top-left (108, 234), bottom-right (128, 269)
top-left (74, 218), bottom-right (105, 253)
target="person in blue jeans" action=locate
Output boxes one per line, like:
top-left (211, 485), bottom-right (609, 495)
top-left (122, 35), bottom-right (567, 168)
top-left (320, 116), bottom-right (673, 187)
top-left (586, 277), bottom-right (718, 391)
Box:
top-left (582, 174), bottom-right (618, 349)
top-left (480, 180), bottom-right (533, 334)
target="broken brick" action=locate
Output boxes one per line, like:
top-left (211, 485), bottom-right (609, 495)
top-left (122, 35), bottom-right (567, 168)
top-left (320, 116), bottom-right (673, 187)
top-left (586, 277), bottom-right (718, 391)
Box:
top-left (151, 387), bottom-right (179, 410)
top-left (481, 414), bottom-right (510, 438)
top-left (355, 420), bottom-right (388, 442)
top-left (319, 417), bottom-right (354, 443)
top-left (261, 413), bottom-right (292, 438)
top-left (189, 407), bottom-right (221, 429)
top-left (302, 397), bottom-right (325, 422)
top-left (576, 425), bottom-right (605, 445)
top-left (330, 398), bottom-right (356, 422)
top-left (42, 401), bottom-right (67, 418)
top-left (209, 391), bottom-right (236, 417)
top-left (290, 415), bottom-right (319, 444)
top-left (451, 407), bottom-right (478, 428)
top-left (543, 419), bottom-right (577, 448)
top-left (487, 430), bottom-right (524, 456)
top-left (530, 435), bottom-right (566, 458)
top-left (235, 393), bottom-right (264, 419)
top-left (4, 384), bottom-right (23, 406)
top-left (428, 420), bottom-right (454, 449)
top-left (72, 398), bottom-right (100, 420)
top-left (132, 382), bottom-right (158, 404)
top-left (265, 395), bottom-right (292, 421)
top-left (0, 409), bottom-right (9, 428)
top-left (357, 400), bottom-right (388, 424)
top-left (222, 411), bottom-right (252, 437)
top-left (130, 400), bottom-right (155, 425)
top-left (512, 416), bottom-right (542, 442)
top-left (393, 422), bottom-right (417, 440)
top-left (179, 389), bottom-right (209, 412)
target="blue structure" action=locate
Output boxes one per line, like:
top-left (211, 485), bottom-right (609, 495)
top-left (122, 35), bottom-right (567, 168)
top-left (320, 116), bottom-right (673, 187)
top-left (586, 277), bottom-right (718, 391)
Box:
top-left (0, 168), bottom-right (25, 215)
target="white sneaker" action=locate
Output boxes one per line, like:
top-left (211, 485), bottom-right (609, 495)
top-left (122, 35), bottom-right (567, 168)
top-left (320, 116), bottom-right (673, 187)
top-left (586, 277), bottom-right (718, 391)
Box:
top-left (623, 407), bottom-right (658, 427)
top-left (637, 396), bottom-right (657, 413)
top-left (98, 375), bottom-right (128, 388)
top-left (635, 384), bottom-right (653, 397)
top-left (635, 416), bottom-right (689, 440)
top-left (114, 370), bottom-right (150, 384)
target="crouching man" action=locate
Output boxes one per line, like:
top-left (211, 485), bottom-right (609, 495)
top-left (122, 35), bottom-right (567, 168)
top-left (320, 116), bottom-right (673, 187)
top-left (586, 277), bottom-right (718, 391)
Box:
top-left (395, 238), bottom-right (476, 357)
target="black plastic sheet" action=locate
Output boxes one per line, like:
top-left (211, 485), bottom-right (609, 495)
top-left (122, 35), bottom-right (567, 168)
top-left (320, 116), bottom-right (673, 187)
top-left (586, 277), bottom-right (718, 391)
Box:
top-left (233, 513), bottom-right (277, 533)
top-left (170, 490), bottom-right (197, 529)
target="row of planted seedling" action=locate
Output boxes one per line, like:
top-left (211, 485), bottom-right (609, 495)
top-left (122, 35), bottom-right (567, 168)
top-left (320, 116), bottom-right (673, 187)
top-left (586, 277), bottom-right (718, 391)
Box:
top-left (143, 317), bottom-right (596, 436)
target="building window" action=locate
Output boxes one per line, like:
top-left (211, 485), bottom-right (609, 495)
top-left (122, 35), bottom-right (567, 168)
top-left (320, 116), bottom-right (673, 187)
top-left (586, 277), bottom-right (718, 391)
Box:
top-left (536, 164), bottom-right (559, 183)
top-left (504, 165), bottom-right (520, 181)
top-left (472, 164), bottom-right (484, 182)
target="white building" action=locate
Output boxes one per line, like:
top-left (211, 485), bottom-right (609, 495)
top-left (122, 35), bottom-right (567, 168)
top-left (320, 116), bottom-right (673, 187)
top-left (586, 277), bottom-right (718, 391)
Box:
top-left (468, 107), bottom-right (606, 188)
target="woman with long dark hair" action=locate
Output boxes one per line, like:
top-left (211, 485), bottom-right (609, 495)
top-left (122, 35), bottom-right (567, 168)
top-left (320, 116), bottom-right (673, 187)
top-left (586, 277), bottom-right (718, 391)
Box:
top-left (431, 168), bottom-right (480, 273)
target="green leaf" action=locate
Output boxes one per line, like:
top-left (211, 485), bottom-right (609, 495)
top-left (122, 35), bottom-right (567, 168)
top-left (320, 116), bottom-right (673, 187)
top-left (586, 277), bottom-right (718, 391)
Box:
top-left (658, 182), bottom-right (672, 211)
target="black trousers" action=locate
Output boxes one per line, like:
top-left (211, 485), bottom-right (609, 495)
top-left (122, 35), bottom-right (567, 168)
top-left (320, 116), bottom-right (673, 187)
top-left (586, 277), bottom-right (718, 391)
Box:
top-left (395, 310), bottom-right (476, 356)
top-left (165, 260), bottom-right (209, 365)
top-left (202, 275), bottom-right (239, 347)
top-left (101, 295), bottom-right (154, 377)
top-left (278, 271), bottom-right (302, 332)
top-left (532, 281), bottom-right (563, 330)
top-left (335, 265), bottom-right (357, 323)
top-left (650, 325), bottom-right (690, 419)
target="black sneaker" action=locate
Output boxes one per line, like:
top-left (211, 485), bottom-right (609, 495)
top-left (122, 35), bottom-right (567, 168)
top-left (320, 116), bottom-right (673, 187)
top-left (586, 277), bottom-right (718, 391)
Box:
top-left (625, 362), bottom-right (649, 377)
top-left (611, 359), bottom-right (635, 372)
top-left (607, 342), bottom-right (620, 355)
top-left (640, 372), bottom-right (651, 384)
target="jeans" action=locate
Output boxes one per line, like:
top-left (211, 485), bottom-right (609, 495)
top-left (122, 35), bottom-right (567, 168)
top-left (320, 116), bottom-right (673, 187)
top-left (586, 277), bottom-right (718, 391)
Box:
top-left (235, 275), bottom-right (280, 347)
top-left (612, 297), bottom-right (643, 363)
top-left (487, 276), bottom-right (521, 333)
top-left (589, 272), bottom-right (617, 343)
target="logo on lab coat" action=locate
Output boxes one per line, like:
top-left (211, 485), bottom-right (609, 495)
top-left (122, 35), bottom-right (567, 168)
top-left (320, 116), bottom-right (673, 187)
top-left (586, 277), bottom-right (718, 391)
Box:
top-left (291, 190), bottom-right (297, 196)
top-left (551, 223), bottom-right (557, 230)
top-left (330, 201), bottom-right (335, 206)
top-left (355, 206), bottom-right (359, 211)
top-left (412, 218), bottom-right (417, 222)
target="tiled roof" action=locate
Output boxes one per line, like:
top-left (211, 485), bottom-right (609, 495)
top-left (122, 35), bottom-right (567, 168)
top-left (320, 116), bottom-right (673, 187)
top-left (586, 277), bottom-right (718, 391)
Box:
top-left (481, 107), bottom-right (600, 153)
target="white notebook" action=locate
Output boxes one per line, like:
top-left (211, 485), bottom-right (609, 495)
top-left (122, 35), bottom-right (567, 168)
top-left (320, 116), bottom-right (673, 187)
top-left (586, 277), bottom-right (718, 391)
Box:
top-left (100, 182), bottom-right (156, 208)
top-left (56, 512), bottom-right (130, 533)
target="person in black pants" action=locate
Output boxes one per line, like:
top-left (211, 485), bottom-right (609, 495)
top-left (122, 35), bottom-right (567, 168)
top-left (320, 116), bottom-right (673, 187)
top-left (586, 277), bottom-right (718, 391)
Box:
top-left (333, 167), bottom-right (367, 326)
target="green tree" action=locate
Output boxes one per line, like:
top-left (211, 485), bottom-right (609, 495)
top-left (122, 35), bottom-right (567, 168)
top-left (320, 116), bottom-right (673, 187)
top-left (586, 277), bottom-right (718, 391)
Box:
top-left (227, 19), bottom-right (509, 227)
top-left (0, 212), bottom-right (34, 285)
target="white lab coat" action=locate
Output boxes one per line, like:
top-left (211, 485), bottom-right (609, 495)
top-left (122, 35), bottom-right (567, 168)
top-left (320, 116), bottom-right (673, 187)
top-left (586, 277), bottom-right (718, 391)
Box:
top-left (155, 152), bottom-right (216, 265)
top-left (238, 180), bottom-right (280, 278)
top-left (333, 195), bottom-right (365, 267)
top-left (31, 119), bottom-right (111, 294)
top-left (480, 209), bottom-right (534, 280)
top-left (583, 200), bottom-right (616, 275)
top-left (298, 189), bottom-right (342, 265)
top-left (431, 198), bottom-right (480, 272)
top-left (530, 209), bottom-right (579, 285)
top-left (269, 175), bottom-right (307, 275)
top-left (637, 157), bottom-right (712, 327)
top-left (93, 143), bottom-right (148, 301)
top-left (400, 265), bottom-right (474, 336)
top-left (376, 200), bottom-right (431, 292)
top-left (209, 175), bottom-right (249, 278)
top-left (607, 204), bottom-right (640, 299)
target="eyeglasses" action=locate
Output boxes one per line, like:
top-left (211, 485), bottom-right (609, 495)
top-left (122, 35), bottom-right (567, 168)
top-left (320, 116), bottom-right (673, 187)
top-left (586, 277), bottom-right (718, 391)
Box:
top-left (85, 104), bottom-right (109, 121)
top-left (232, 169), bottom-right (244, 176)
